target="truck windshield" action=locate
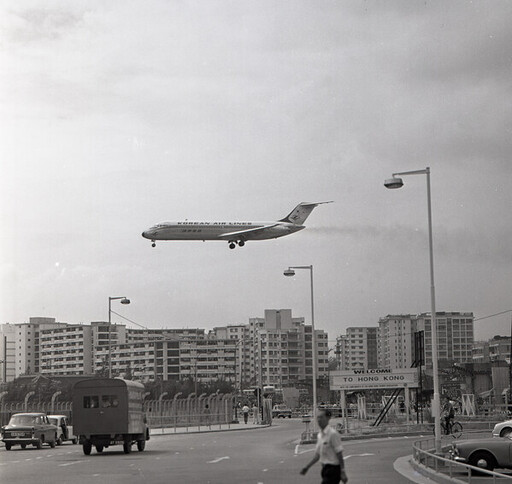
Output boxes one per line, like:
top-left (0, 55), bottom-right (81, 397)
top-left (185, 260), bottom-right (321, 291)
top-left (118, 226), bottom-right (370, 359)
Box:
top-left (9, 415), bottom-right (38, 426)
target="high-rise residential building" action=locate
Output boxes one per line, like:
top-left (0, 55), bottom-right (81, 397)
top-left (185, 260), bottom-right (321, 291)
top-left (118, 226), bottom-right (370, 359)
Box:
top-left (416, 312), bottom-right (474, 368)
top-left (472, 341), bottom-right (490, 363)
top-left (0, 324), bottom-right (16, 382)
top-left (39, 324), bottom-right (94, 376)
top-left (243, 309), bottom-right (329, 387)
top-left (378, 315), bottom-right (417, 369)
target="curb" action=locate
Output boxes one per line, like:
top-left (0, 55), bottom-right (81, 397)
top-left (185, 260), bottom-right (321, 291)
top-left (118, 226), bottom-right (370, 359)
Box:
top-left (149, 424), bottom-right (272, 437)
top-left (409, 456), bottom-right (466, 484)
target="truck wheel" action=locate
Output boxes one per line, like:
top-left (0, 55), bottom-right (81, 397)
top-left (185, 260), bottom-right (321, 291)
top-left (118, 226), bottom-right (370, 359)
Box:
top-left (49, 439), bottom-right (56, 448)
top-left (95, 445), bottom-right (104, 453)
top-left (123, 442), bottom-right (132, 454)
top-left (21, 444), bottom-right (26, 449)
top-left (72, 438), bottom-right (78, 445)
top-left (83, 441), bottom-right (92, 455)
top-left (137, 440), bottom-right (145, 452)
top-left (5, 443), bottom-right (11, 450)
top-left (56, 436), bottom-right (63, 445)
top-left (36, 437), bottom-right (42, 449)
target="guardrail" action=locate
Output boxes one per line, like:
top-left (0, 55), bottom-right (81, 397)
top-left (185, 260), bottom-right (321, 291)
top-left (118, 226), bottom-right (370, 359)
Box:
top-left (147, 412), bottom-right (234, 433)
top-left (412, 435), bottom-right (512, 483)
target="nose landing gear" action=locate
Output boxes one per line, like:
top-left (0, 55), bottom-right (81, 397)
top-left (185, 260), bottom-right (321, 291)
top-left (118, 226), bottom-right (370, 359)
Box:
top-left (151, 240), bottom-right (156, 247)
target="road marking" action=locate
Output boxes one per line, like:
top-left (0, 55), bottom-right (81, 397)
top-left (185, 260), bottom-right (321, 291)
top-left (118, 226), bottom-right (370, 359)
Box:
top-left (207, 456), bottom-right (230, 464)
top-left (24, 458), bottom-right (32, 461)
top-left (59, 460), bottom-right (86, 467)
top-left (36, 456), bottom-right (43, 460)
top-left (279, 460), bottom-right (284, 464)
top-left (344, 453), bottom-right (375, 460)
top-left (262, 469), bottom-right (268, 472)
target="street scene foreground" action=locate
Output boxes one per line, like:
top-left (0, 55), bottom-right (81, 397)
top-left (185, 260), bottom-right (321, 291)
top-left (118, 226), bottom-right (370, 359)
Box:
top-left (0, 419), bottom-right (421, 484)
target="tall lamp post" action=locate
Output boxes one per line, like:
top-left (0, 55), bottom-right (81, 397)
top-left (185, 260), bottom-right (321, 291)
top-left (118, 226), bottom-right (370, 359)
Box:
top-left (284, 265), bottom-right (318, 430)
top-left (108, 296), bottom-right (130, 378)
top-left (384, 167), bottom-right (441, 453)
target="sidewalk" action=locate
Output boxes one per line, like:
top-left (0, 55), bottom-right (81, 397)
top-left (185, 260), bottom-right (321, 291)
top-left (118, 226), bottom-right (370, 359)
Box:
top-left (149, 421), bottom-right (270, 436)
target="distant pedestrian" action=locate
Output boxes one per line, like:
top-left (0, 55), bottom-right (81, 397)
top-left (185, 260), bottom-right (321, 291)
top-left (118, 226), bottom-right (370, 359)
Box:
top-left (204, 404), bottom-right (210, 427)
top-left (252, 404), bottom-right (259, 424)
top-left (242, 404), bottom-right (250, 424)
top-left (300, 408), bottom-right (348, 483)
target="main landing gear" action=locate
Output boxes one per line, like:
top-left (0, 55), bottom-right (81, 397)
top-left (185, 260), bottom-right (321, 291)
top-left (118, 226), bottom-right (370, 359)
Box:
top-left (228, 240), bottom-right (245, 249)
top-left (151, 240), bottom-right (156, 247)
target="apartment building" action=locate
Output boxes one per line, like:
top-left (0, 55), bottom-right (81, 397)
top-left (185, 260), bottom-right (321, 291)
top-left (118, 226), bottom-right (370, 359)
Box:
top-left (378, 315), bottom-right (416, 369)
top-left (335, 327), bottom-right (378, 370)
top-left (39, 324), bottom-right (93, 375)
top-left (416, 312), bottom-right (474, 368)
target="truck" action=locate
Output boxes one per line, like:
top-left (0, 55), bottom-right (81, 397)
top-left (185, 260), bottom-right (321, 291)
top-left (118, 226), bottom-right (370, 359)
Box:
top-left (72, 378), bottom-right (150, 455)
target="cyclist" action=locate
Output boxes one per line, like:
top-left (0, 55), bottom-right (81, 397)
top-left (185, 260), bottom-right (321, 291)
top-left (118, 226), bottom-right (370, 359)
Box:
top-left (442, 397), bottom-right (456, 435)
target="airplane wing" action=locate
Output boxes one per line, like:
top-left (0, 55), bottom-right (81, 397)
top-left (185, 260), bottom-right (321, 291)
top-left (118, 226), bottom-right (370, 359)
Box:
top-left (218, 224), bottom-right (279, 240)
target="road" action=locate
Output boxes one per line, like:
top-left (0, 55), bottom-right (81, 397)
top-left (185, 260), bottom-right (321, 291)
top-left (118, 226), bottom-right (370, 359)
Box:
top-left (0, 419), bottom-right (420, 483)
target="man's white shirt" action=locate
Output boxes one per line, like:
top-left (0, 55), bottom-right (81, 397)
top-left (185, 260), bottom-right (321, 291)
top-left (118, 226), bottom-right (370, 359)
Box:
top-left (315, 425), bottom-right (344, 465)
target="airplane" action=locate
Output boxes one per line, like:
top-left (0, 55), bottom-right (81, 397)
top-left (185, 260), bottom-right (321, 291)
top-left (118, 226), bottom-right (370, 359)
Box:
top-left (141, 201), bottom-right (332, 249)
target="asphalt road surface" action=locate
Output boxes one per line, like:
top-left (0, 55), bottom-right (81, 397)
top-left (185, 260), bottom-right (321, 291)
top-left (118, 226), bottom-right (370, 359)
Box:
top-left (0, 419), bottom-right (422, 483)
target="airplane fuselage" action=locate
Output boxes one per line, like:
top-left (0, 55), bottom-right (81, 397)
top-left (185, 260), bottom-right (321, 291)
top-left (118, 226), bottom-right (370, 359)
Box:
top-left (142, 220), bottom-right (304, 241)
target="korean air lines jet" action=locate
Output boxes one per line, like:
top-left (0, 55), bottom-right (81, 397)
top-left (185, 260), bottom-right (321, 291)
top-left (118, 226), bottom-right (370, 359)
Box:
top-left (142, 201), bottom-right (332, 249)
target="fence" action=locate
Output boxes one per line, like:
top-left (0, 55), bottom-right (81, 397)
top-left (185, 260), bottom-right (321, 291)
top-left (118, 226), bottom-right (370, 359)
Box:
top-left (412, 434), bottom-right (512, 483)
top-left (144, 393), bottom-right (235, 431)
top-left (0, 393), bottom-right (234, 430)
top-left (0, 401), bottom-right (72, 426)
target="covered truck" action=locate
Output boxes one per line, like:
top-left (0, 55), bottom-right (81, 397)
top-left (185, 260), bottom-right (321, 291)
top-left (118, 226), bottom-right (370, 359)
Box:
top-left (72, 378), bottom-right (149, 455)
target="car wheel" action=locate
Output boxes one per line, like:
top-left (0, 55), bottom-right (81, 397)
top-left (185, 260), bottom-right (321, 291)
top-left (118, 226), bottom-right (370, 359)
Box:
top-left (83, 441), bottom-right (92, 455)
top-left (21, 444), bottom-right (26, 450)
top-left (95, 445), bottom-right (104, 453)
top-left (5, 443), bottom-right (11, 451)
top-left (500, 427), bottom-right (512, 438)
top-left (49, 439), bottom-right (56, 448)
top-left (56, 436), bottom-right (63, 445)
top-left (469, 451), bottom-right (497, 475)
top-left (72, 438), bottom-right (78, 445)
top-left (36, 437), bottom-right (42, 449)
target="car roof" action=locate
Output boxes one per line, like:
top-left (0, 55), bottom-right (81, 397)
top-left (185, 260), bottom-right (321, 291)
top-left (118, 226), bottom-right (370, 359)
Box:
top-left (12, 413), bottom-right (46, 417)
top-left (48, 415), bottom-right (66, 418)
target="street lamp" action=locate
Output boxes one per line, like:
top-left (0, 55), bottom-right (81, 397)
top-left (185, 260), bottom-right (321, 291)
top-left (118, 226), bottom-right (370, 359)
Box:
top-left (108, 296), bottom-right (130, 378)
top-left (283, 265), bottom-right (318, 430)
top-left (384, 166), bottom-right (442, 453)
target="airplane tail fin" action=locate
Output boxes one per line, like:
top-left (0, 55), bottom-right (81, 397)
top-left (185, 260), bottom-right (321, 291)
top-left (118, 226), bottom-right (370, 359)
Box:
top-left (279, 201), bottom-right (333, 225)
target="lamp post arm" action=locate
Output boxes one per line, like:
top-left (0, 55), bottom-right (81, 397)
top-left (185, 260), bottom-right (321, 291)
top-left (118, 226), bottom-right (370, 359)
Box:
top-left (392, 167), bottom-right (429, 177)
top-left (288, 265), bottom-right (313, 270)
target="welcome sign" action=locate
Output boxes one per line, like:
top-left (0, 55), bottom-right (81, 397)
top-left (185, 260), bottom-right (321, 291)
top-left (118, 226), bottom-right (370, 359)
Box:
top-left (330, 368), bottom-right (419, 391)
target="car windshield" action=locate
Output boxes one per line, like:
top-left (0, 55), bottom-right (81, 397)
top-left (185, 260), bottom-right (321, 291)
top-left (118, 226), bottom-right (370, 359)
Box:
top-left (8, 415), bottom-right (38, 426)
top-left (48, 418), bottom-right (58, 425)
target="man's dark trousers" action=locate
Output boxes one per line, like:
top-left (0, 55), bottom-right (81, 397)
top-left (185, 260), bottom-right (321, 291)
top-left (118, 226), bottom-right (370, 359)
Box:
top-left (321, 464), bottom-right (341, 484)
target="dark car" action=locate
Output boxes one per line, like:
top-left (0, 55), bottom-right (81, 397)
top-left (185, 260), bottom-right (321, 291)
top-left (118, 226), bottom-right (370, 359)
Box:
top-left (1, 413), bottom-right (58, 450)
top-left (450, 436), bottom-right (512, 473)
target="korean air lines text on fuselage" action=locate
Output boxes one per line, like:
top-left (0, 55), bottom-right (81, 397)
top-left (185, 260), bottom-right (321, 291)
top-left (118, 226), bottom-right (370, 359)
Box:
top-left (142, 201), bottom-right (332, 249)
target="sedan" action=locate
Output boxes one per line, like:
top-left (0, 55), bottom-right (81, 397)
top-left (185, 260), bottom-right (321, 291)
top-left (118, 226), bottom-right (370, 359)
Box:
top-left (1, 413), bottom-right (57, 450)
top-left (450, 436), bottom-right (512, 473)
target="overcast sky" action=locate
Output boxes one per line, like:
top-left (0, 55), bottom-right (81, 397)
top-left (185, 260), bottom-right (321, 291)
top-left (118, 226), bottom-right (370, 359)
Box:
top-left (1, 0), bottom-right (511, 342)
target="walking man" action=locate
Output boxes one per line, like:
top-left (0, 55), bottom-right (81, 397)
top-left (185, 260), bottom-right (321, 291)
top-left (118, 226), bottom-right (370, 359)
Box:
top-left (252, 403), bottom-right (259, 424)
top-left (242, 404), bottom-right (250, 424)
top-left (300, 408), bottom-right (348, 483)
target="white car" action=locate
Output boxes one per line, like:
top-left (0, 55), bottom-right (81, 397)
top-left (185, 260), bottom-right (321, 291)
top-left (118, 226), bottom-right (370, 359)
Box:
top-left (48, 415), bottom-right (77, 445)
top-left (492, 419), bottom-right (512, 438)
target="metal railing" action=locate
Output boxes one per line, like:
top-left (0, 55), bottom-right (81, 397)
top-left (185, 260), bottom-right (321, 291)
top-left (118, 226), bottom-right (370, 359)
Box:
top-left (412, 435), bottom-right (512, 482)
top-left (147, 412), bottom-right (235, 433)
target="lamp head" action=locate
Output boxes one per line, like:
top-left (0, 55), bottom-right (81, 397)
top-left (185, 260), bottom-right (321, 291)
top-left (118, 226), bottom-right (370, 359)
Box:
top-left (120, 298), bottom-right (130, 305)
top-left (384, 177), bottom-right (404, 189)
top-left (283, 269), bottom-right (295, 277)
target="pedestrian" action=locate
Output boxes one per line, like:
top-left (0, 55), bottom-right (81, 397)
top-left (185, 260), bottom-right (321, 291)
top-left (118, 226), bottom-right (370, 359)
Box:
top-left (252, 403), bottom-right (259, 424)
top-left (242, 404), bottom-right (250, 424)
top-left (204, 404), bottom-right (210, 427)
top-left (300, 408), bottom-right (348, 483)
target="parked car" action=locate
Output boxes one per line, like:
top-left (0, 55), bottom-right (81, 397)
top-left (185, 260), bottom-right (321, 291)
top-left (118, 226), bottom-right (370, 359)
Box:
top-left (48, 415), bottom-right (77, 445)
top-left (1, 413), bottom-right (57, 450)
top-left (492, 419), bottom-right (512, 438)
top-left (272, 404), bottom-right (292, 418)
top-left (449, 436), bottom-right (512, 473)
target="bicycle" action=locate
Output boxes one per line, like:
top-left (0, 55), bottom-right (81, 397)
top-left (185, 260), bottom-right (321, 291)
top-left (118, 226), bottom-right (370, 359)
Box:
top-left (433, 419), bottom-right (463, 438)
